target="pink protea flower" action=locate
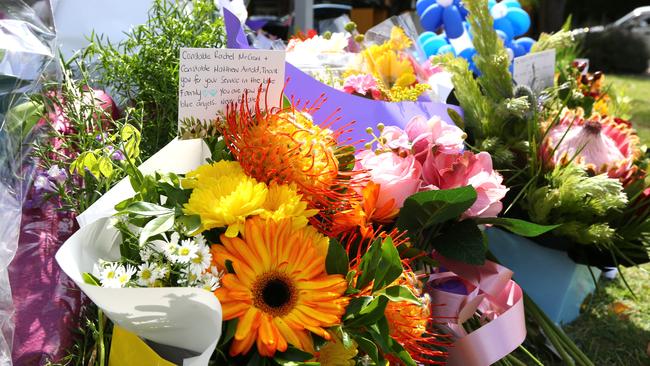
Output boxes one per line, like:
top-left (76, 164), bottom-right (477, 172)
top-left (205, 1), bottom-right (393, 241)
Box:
top-left (543, 109), bottom-right (642, 183)
top-left (343, 74), bottom-right (383, 100)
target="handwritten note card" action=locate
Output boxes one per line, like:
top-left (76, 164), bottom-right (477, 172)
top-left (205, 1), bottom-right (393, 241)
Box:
top-left (178, 48), bottom-right (285, 124)
top-left (513, 49), bottom-right (556, 93)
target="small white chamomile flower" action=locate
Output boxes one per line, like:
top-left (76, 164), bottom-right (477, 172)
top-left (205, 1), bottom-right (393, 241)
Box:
top-left (173, 238), bottom-right (198, 264)
top-left (116, 264), bottom-right (137, 288)
top-left (99, 262), bottom-right (121, 288)
top-left (136, 262), bottom-right (159, 287)
top-left (189, 244), bottom-right (212, 276)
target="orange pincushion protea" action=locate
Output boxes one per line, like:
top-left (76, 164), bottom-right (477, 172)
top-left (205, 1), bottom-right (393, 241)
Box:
top-left (211, 217), bottom-right (349, 357)
top-left (342, 232), bottom-right (449, 365)
top-left (221, 87), bottom-right (359, 218)
top-left (542, 108), bottom-right (642, 184)
top-left (384, 271), bottom-right (449, 365)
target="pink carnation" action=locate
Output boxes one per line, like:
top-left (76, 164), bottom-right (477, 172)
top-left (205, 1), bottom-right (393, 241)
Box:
top-left (343, 74), bottom-right (382, 100)
top-left (355, 150), bottom-right (422, 210)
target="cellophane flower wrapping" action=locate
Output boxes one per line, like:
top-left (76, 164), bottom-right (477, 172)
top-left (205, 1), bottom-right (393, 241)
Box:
top-left (0, 2), bottom-right (63, 364)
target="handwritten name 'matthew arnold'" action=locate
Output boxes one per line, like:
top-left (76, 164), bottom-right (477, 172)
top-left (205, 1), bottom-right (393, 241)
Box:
top-left (181, 49), bottom-right (265, 62)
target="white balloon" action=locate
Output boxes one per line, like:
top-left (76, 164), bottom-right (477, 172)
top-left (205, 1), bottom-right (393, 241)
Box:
top-left (491, 3), bottom-right (509, 19)
top-left (437, 0), bottom-right (454, 7)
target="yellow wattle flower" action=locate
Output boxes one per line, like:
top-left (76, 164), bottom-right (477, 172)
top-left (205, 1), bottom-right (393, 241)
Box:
top-left (183, 161), bottom-right (268, 237)
top-left (211, 217), bottom-right (349, 358)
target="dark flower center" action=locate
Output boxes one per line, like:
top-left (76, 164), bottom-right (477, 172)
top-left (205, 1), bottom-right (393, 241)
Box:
top-left (584, 120), bottom-right (602, 134)
top-left (253, 271), bottom-right (297, 316)
top-left (263, 279), bottom-right (291, 308)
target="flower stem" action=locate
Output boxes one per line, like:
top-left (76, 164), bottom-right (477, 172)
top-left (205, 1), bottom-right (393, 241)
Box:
top-left (98, 309), bottom-right (106, 366)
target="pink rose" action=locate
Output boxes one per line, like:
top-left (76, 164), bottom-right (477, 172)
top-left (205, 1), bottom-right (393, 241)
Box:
top-left (405, 115), bottom-right (466, 164)
top-left (422, 151), bottom-right (508, 218)
top-left (355, 150), bottom-right (422, 210)
top-left (380, 125), bottom-right (411, 152)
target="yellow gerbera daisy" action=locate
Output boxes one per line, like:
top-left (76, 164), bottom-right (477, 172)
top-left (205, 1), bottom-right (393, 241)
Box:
top-left (211, 217), bottom-right (349, 357)
top-left (183, 161), bottom-right (268, 237)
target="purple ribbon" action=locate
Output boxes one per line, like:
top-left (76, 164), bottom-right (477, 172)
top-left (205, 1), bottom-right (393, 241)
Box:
top-left (223, 8), bottom-right (463, 145)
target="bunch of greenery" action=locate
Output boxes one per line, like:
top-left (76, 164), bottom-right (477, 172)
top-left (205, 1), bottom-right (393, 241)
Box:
top-left (31, 55), bottom-right (143, 213)
top-left (85, 0), bottom-right (226, 157)
top-left (527, 163), bottom-right (627, 247)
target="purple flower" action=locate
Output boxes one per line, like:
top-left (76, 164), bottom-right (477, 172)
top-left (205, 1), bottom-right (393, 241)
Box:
top-left (33, 174), bottom-right (56, 192)
top-left (111, 149), bottom-right (126, 161)
top-left (47, 165), bottom-right (68, 184)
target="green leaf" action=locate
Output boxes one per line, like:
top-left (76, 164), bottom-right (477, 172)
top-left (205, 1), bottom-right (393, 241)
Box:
top-left (274, 346), bottom-right (313, 362)
top-left (177, 215), bottom-right (202, 235)
top-left (372, 237), bottom-right (403, 292)
top-left (343, 296), bottom-right (373, 321)
top-left (448, 107), bottom-right (465, 130)
top-left (282, 94), bottom-right (292, 109)
top-left (475, 217), bottom-right (560, 237)
top-left (353, 335), bottom-right (380, 364)
top-left (325, 238), bottom-right (349, 275)
top-left (139, 213), bottom-right (175, 245)
top-left (374, 285), bottom-right (421, 305)
top-left (434, 220), bottom-right (486, 265)
top-left (346, 296), bottom-right (389, 327)
top-left (388, 339), bottom-right (416, 366)
top-left (397, 186), bottom-right (478, 235)
top-left (121, 123), bottom-right (141, 160)
top-left (356, 238), bottom-right (382, 290)
top-left (124, 202), bottom-right (174, 216)
top-left (219, 318), bottom-right (238, 346)
top-left (98, 156), bottom-right (114, 178)
top-left (82, 272), bottom-right (100, 286)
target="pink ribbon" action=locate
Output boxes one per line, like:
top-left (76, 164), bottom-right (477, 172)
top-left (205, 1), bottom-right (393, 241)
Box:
top-left (426, 253), bottom-right (526, 366)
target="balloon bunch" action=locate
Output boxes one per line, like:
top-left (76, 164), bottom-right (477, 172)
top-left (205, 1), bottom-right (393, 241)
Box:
top-left (416, 0), bottom-right (535, 72)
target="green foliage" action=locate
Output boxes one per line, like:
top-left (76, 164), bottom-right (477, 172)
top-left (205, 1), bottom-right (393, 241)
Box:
top-left (527, 163), bottom-right (628, 247)
top-left (85, 0), bottom-right (226, 157)
top-left (31, 55), bottom-right (143, 213)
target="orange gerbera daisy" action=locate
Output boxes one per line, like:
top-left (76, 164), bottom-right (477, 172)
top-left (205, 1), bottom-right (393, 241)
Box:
top-left (211, 217), bottom-right (349, 357)
top-left (221, 86), bottom-right (360, 216)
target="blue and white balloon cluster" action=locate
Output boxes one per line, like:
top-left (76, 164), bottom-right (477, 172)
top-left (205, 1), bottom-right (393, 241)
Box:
top-left (416, 0), bottom-right (535, 72)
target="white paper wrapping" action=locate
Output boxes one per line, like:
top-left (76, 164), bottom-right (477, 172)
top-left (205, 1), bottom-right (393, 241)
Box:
top-left (57, 137), bottom-right (220, 365)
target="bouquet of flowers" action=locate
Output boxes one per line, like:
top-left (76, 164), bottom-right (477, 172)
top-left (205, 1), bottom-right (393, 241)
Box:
top-left (286, 16), bottom-right (438, 102)
top-left (53, 74), bottom-right (563, 364)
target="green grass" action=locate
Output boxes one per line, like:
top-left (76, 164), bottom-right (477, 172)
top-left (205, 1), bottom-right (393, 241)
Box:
top-left (607, 75), bottom-right (650, 143)
top-left (550, 74), bottom-right (650, 366)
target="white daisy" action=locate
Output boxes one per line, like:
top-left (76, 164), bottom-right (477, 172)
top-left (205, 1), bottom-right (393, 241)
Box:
top-left (173, 238), bottom-right (198, 264)
top-left (136, 262), bottom-right (159, 287)
top-left (153, 232), bottom-right (181, 261)
top-left (99, 262), bottom-right (121, 288)
top-left (116, 264), bottom-right (137, 288)
top-left (189, 244), bottom-right (212, 276)
top-left (198, 270), bottom-right (221, 292)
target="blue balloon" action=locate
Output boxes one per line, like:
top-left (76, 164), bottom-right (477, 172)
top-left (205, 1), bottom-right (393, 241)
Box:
top-left (511, 42), bottom-right (526, 57)
top-left (495, 29), bottom-right (508, 41)
top-left (443, 5), bottom-right (465, 39)
top-left (420, 3), bottom-right (444, 32)
top-left (493, 17), bottom-right (515, 40)
top-left (437, 44), bottom-right (456, 56)
top-left (502, 0), bottom-right (522, 8)
top-left (488, 0), bottom-right (497, 9)
top-left (507, 7), bottom-right (531, 36)
top-left (422, 35), bottom-right (449, 57)
top-left (418, 31), bottom-right (437, 45)
top-left (460, 48), bottom-right (479, 74)
top-left (455, 0), bottom-right (469, 18)
top-left (515, 37), bottom-right (535, 53)
top-left (416, 0), bottom-right (436, 16)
